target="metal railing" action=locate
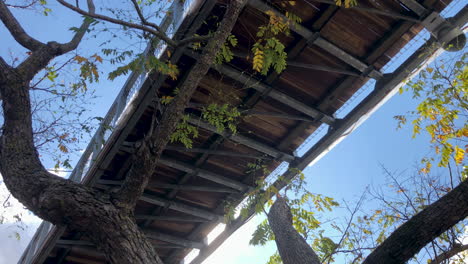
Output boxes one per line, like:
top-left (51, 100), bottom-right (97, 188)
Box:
top-left (18, 1), bottom-right (199, 263)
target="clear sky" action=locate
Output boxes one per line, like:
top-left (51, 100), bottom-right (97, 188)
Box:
top-left (0, 0), bottom-right (466, 263)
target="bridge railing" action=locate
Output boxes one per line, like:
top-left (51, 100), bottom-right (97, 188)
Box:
top-left (18, 1), bottom-right (199, 263)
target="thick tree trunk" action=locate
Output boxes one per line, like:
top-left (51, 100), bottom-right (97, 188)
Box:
top-left (268, 197), bottom-right (321, 264)
top-left (0, 77), bottom-right (163, 264)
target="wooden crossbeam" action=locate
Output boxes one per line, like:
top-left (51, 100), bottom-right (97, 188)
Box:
top-left (187, 117), bottom-right (296, 161)
top-left (310, 0), bottom-right (422, 21)
top-left (215, 65), bottom-right (336, 125)
top-left (135, 215), bottom-right (210, 222)
top-left (183, 50), bottom-right (335, 125)
top-left (187, 103), bottom-right (316, 122)
top-left (158, 157), bottom-right (250, 191)
top-left (150, 183), bottom-right (240, 193)
top-left (96, 179), bottom-right (240, 194)
top-left (232, 51), bottom-right (362, 77)
top-left (165, 145), bottom-right (271, 159)
top-left (244, 110), bottom-right (315, 122)
top-left (142, 229), bottom-right (205, 249)
top-left (140, 193), bottom-right (224, 222)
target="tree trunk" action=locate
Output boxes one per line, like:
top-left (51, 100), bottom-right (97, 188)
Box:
top-left (268, 196), bottom-right (321, 264)
top-left (362, 179), bottom-right (468, 264)
top-left (0, 77), bottom-right (163, 264)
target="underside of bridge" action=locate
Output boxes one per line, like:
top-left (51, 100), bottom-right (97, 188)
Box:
top-left (20, 0), bottom-right (467, 263)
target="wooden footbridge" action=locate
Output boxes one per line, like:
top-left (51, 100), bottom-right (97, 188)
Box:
top-left (19, 0), bottom-right (467, 263)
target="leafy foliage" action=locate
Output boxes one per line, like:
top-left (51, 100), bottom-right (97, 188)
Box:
top-left (396, 51), bottom-right (467, 169)
top-left (335, 0), bottom-right (358, 8)
top-left (251, 10), bottom-right (297, 75)
top-left (215, 34), bottom-right (238, 64)
top-left (201, 103), bottom-right (241, 133)
top-left (107, 52), bottom-right (178, 81)
top-left (169, 115), bottom-right (198, 148)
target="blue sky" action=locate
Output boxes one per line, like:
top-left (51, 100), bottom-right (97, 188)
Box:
top-left (0, 0), bottom-right (466, 263)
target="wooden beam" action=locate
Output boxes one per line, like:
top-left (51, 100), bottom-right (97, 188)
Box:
top-left (135, 215), bottom-right (210, 222)
top-left (165, 145), bottom-right (270, 159)
top-left (287, 61), bottom-right (361, 77)
top-left (184, 50), bottom-right (335, 125)
top-left (187, 117), bottom-right (296, 161)
top-left (158, 157), bottom-right (250, 192)
top-left (96, 179), bottom-right (239, 193)
top-left (232, 51), bottom-right (362, 77)
top-left (140, 193), bottom-right (224, 222)
top-left (310, 0), bottom-right (422, 21)
top-left (142, 229), bottom-right (205, 249)
top-left (150, 183), bottom-right (240, 193)
top-left (214, 64), bottom-right (336, 125)
top-left (244, 110), bottom-right (315, 122)
top-left (141, 137), bottom-right (226, 228)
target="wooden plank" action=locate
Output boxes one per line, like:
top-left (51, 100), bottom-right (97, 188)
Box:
top-left (140, 194), bottom-right (224, 222)
top-left (215, 64), bottom-right (336, 124)
top-left (158, 158), bottom-right (250, 191)
top-left (142, 229), bottom-right (205, 249)
top-left (135, 215), bottom-right (210, 222)
top-left (165, 146), bottom-right (270, 159)
top-left (149, 183), bottom-right (240, 193)
top-left (187, 117), bottom-right (296, 161)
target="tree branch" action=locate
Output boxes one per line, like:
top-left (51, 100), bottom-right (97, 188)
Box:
top-left (56, 0), bottom-right (178, 47)
top-left (0, 1), bottom-right (44, 51)
top-left (14, 0), bottom-right (95, 80)
top-left (58, 0), bottom-right (96, 53)
top-left (362, 180), bottom-right (468, 264)
top-left (430, 243), bottom-right (468, 264)
top-left (5, 0), bottom-right (40, 9)
top-left (129, 0), bottom-right (162, 32)
top-left (112, 0), bottom-right (248, 210)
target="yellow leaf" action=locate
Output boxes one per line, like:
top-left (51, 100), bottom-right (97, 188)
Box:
top-left (454, 146), bottom-right (465, 165)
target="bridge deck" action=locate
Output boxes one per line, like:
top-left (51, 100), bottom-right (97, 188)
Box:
top-left (19, 0), bottom-right (466, 263)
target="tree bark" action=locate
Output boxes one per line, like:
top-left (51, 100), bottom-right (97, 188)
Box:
top-left (268, 196), bottom-right (321, 264)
